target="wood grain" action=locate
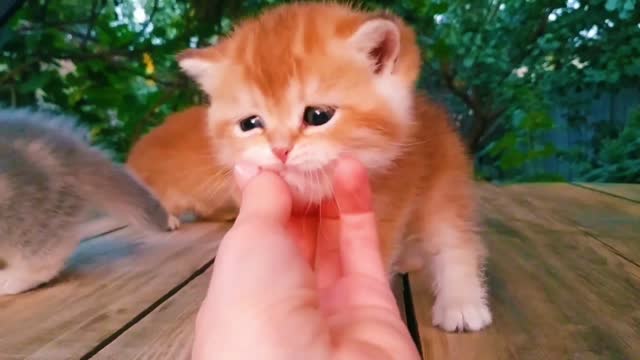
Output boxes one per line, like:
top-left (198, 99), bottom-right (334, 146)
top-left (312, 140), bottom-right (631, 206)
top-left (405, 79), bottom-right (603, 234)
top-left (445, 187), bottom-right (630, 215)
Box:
top-left (4, 183), bottom-right (639, 360)
top-left (0, 222), bottom-right (228, 360)
top-left (574, 183), bottom-right (640, 203)
top-left (498, 183), bottom-right (640, 264)
top-left (409, 271), bottom-right (510, 360)
top-left (91, 267), bottom-right (412, 359)
top-left (76, 216), bottom-right (127, 241)
top-left (92, 269), bottom-right (212, 360)
top-left (409, 183), bottom-right (640, 359)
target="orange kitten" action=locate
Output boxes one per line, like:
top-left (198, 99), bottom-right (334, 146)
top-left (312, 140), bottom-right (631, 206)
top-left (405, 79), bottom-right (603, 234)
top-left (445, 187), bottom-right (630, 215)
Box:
top-left (126, 106), bottom-right (237, 228)
top-left (177, 2), bottom-right (491, 332)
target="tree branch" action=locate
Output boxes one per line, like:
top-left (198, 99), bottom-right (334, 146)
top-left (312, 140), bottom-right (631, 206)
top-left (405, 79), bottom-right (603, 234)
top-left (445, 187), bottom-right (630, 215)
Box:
top-left (0, 59), bottom-right (38, 84)
top-left (442, 6), bottom-right (554, 153)
top-left (488, 105), bottom-right (508, 122)
top-left (441, 62), bottom-right (509, 153)
top-left (441, 62), bottom-right (476, 112)
top-left (68, 51), bottom-right (183, 88)
top-left (477, 107), bottom-right (510, 146)
top-left (497, 9), bottom-right (551, 86)
top-left (39, 0), bottom-right (52, 22)
top-left (1, 49), bottom-right (184, 89)
top-left (32, 19), bottom-right (95, 27)
top-left (470, 9), bottom-right (552, 151)
top-left (17, 23), bottom-right (99, 43)
top-left (82, 0), bottom-right (102, 49)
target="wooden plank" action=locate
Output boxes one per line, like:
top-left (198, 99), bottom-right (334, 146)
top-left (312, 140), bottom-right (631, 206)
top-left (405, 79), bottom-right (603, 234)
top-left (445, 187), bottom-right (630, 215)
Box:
top-left (76, 216), bottom-right (127, 241)
top-left (499, 183), bottom-right (640, 264)
top-left (0, 222), bottom-right (228, 360)
top-left (575, 183), bottom-right (640, 203)
top-left (409, 272), bottom-right (510, 360)
top-left (92, 263), bottom-right (413, 359)
top-left (409, 183), bottom-right (640, 359)
top-left (92, 269), bottom-right (212, 360)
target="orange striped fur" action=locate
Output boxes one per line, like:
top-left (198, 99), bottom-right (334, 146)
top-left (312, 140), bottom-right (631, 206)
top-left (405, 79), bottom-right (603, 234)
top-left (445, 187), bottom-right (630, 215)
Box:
top-left (126, 106), bottom-right (237, 227)
top-left (134, 2), bottom-right (492, 332)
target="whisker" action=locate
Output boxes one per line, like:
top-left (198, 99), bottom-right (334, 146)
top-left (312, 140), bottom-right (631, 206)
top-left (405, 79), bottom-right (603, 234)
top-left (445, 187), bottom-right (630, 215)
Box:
top-left (323, 166), bottom-right (343, 216)
top-left (303, 170), bottom-right (313, 216)
top-left (317, 181), bottom-right (326, 272)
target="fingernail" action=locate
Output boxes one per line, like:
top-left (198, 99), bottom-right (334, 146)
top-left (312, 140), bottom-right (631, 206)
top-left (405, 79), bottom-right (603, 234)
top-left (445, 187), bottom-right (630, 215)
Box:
top-left (233, 163), bottom-right (259, 190)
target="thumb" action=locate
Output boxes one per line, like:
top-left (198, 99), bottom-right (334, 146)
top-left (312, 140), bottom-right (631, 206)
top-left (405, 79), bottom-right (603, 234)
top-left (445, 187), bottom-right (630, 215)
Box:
top-left (233, 163), bottom-right (292, 226)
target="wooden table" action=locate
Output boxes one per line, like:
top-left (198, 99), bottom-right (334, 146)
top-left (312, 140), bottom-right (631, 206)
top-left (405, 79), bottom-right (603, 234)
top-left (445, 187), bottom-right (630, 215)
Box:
top-left (1, 183), bottom-right (639, 360)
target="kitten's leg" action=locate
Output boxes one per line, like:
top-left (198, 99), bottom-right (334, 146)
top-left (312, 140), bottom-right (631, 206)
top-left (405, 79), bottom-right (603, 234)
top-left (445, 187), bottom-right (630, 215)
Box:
top-left (159, 195), bottom-right (186, 230)
top-left (0, 229), bottom-right (83, 296)
top-left (391, 236), bottom-right (427, 274)
top-left (163, 202), bottom-right (182, 231)
top-left (0, 255), bottom-right (67, 295)
top-left (168, 214), bottom-right (181, 231)
top-left (425, 219), bottom-right (491, 332)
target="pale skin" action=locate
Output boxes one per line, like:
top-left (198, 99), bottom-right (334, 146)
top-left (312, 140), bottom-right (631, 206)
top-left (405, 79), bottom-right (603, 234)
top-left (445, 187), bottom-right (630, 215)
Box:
top-left (192, 157), bottom-right (420, 360)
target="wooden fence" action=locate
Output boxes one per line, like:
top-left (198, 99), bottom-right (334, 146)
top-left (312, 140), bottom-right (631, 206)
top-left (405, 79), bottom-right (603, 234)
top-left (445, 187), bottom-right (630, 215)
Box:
top-left (544, 88), bottom-right (639, 180)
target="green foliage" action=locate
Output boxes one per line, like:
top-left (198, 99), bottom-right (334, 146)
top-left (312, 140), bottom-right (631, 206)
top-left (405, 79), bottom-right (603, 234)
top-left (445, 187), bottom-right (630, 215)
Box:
top-left (404, 0), bottom-right (640, 182)
top-left (1, 0), bottom-right (638, 183)
top-left (0, 0), bottom-right (212, 160)
top-left (477, 107), bottom-right (560, 182)
top-left (578, 108), bottom-right (640, 183)
top-left (605, 0), bottom-right (637, 19)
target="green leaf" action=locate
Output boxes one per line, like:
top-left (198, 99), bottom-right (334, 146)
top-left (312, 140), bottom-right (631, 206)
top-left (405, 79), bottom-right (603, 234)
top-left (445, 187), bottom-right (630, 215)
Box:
top-left (430, 38), bottom-right (453, 60)
top-left (429, 2), bottom-right (449, 14)
top-left (18, 71), bottom-right (55, 93)
top-left (605, 0), bottom-right (619, 11)
top-left (0, 28), bottom-right (16, 49)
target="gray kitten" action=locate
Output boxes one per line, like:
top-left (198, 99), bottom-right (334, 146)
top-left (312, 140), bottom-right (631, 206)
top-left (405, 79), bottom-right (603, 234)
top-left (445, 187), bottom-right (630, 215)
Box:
top-left (0, 108), bottom-right (173, 296)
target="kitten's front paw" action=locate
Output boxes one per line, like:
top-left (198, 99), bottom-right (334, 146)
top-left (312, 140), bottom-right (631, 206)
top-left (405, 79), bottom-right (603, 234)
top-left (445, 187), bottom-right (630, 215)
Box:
top-left (432, 296), bottom-right (492, 332)
top-left (167, 215), bottom-right (181, 231)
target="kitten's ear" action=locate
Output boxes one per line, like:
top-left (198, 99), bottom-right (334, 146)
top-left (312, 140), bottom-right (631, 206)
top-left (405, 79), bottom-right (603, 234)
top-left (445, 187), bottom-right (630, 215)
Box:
top-left (348, 18), bottom-right (400, 75)
top-left (176, 47), bottom-right (221, 89)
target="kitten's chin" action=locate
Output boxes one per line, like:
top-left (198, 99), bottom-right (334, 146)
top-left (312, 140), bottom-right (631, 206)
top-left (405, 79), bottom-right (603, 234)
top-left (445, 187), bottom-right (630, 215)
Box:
top-left (281, 168), bottom-right (334, 205)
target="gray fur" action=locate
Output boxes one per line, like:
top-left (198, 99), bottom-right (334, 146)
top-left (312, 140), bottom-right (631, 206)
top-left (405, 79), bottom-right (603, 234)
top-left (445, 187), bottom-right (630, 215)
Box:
top-left (0, 108), bottom-right (170, 295)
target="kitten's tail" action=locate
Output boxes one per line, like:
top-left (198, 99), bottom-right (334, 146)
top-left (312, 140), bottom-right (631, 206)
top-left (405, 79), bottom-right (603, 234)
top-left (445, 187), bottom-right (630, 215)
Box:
top-left (76, 156), bottom-right (170, 232)
top-left (0, 107), bottom-right (170, 232)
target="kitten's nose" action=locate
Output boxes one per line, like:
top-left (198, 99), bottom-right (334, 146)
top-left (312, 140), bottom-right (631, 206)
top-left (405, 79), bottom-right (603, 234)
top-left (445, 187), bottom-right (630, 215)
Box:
top-left (272, 147), bottom-right (291, 163)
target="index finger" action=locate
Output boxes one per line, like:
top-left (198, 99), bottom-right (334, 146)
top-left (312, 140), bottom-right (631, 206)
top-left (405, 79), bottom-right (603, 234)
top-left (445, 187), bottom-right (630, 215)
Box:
top-left (332, 157), bottom-right (387, 282)
top-left (206, 168), bottom-right (313, 301)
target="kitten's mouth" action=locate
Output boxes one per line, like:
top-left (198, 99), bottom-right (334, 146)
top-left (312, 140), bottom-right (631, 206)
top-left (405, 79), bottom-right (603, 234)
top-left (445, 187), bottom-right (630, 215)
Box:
top-left (247, 158), bottom-right (337, 203)
top-left (260, 161), bottom-right (336, 177)
top-left (259, 163), bottom-right (336, 204)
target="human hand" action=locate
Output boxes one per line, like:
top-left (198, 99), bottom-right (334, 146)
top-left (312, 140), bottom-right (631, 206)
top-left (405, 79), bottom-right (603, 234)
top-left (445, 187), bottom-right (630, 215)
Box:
top-left (192, 157), bottom-right (420, 360)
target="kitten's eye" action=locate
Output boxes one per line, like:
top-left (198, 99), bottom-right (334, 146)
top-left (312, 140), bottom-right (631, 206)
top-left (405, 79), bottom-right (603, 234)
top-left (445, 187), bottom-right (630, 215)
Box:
top-left (238, 115), bottom-right (264, 132)
top-left (303, 106), bottom-right (336, 126)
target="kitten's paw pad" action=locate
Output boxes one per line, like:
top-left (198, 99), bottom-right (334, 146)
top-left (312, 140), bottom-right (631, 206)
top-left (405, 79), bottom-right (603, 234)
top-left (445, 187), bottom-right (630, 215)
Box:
top-left (167, 215), bottom-right (181, 231)
top-left (432, 298), bottom-right (492, 332)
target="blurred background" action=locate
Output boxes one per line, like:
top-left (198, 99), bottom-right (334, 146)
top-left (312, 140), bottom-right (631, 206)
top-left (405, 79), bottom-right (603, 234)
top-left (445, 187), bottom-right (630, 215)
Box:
top-left (1, 0), bottom-right (638, 183)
